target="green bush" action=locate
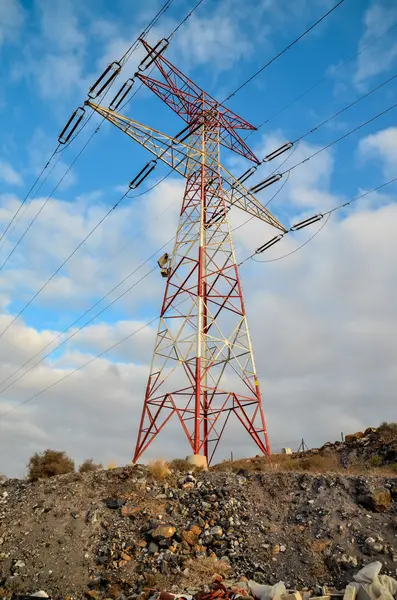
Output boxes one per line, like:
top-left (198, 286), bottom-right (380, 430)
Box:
top-left (369, 454), bottom-right (382, 467)
top-left (28, 449), bottom-right (75, 481)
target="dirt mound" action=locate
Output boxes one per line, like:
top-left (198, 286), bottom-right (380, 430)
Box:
top-left (0, 466), bottom-right (396, 599)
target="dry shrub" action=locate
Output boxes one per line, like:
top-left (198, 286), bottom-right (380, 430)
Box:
top-left (169, 458), bottom-right (191, 472)
top-left (28, 449), bottom-right (75, 481)
top-left (181, 557), bottom-right (232, 588)
top-left (148, 459), bottom-right (171, 480)
top-left (378, 421), bottom-right (397, 441)
top-left (79, 458), bottom-right (103, 473)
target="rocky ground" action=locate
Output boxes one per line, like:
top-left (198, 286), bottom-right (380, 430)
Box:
top-left (0, 465), bottom-right (396, 599)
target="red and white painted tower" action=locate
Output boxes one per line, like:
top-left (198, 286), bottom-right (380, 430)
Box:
top-left (88, 39), bottom-right (286, 464)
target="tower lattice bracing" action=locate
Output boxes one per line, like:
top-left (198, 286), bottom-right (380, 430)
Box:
top-left (88, 39), bottom-right (287, 464)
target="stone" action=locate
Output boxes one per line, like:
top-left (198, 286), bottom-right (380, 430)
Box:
top-left (357, 489), bottom-right (391, 512)
top-left (151, 524), bottom-right (176, 540)
top-left (121, 505), bottom-right (141, 518)
top-left (182, 531), bottom-right (197, 546)
top-left (120, 551), bottom-right (131, 561)
top-left (281, 594), bottom-right (303, 600)
top-left (182, 482), bottom-right (195, 490)
top-left (363, 537), bottom-right (383, 555)
top-left (338, 554), bottom-right (358, 569)
top-left (210, 526), bottom-right (223, 537)
top-left (31, 592), bottom-right (50, 598)
top-left (105, 499), bottom-right (125, 509)
top-left (190, 525), bottom-right (201, 535)
top-left (148, 541), bottom-right (159, 553)
top-left (13, 559), bottom-right (26, 569)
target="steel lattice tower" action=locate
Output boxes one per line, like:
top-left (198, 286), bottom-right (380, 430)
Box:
top-left (88, 39), bottom-right (286, 464)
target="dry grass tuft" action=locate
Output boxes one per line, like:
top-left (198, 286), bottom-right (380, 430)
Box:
top-left (148, 459), bottom-right (171, 480)
top-left (181, 557), bottom-right (232, 588)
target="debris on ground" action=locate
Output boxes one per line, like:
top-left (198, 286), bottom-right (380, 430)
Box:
top-left (300, 426), bottom-right (397, 469)
top-left (0, 463), bottom-right (396, 599)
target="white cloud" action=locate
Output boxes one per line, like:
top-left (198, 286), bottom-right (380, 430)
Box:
top-left (0, 160), bottom-right (23, 186)
top-left (358, 126), bottom-right (397, 177)
top-left (354, 2), bottom-right (397, 86)
top-left (168, 12), bottom-right (252, 71)
top-left (0, 0), bottom-right (25, 48)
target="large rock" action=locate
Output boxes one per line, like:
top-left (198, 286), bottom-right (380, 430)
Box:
top-left (357, 488), bottom-right (391, 512)
top-left (151, 524), bottom-right (176, 540)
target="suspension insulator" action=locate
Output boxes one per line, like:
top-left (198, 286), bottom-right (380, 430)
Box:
top-left (128, 161), bottom-right (157, 190)
top-left (109, 78), bottom-right (135, 111)
top-left (138, 38), bottom-right (169, 72)
top-left (291, 213), bottom-right (324, 231)
top-left (250, 173), bottom-right (282, 194)
top-left (58, 106), bottom-right (86, 144)
top-left (255, 234), bottom-right (284, 254)
top-left (262, 142), bottom-right (293, 163)
top-left (175, 121), bottom-right (203, 144)
top-left (88, 62), bottom-right (121, 99)
top-left (238, 166), bottom-right (257, 184)
top-left (205, 206), bottom-right (230, 228)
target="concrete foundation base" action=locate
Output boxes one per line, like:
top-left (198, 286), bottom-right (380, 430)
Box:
top-left (186, 454), bottom-right (208, 471)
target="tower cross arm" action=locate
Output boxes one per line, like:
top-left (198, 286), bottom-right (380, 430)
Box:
top-left (87, 101), bottom-right (286, 231)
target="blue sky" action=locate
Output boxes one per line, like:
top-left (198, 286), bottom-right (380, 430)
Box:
top-left (0, 0), bottom-right (397, 476)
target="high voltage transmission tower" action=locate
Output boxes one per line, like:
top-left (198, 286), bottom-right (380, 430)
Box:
top-left (84, 39), bottom-right (288, 466)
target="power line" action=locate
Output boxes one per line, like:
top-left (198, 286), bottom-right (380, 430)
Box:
top-left (2, 176), bottom-right (396, 419)
top-left (0, 2), bottom-right (173, 255)
top-left (282, 100), bottom-right (397, 177)
top-left (254, 22), bottom-right (397, 132)
top-left (241, 176), bottom-right (397, 265)
top-left (223, 0), bottom-right (346, 102)
top-left (169, 0), bottom-right (205, 38)
top-left (0, 146), bottom-right (60, 248)
top-left (238, 71), bottom-right (397, 187)
top-left (0, 266), bottom-right (157, 396)
top-left (0, 313), bottom-right (160, 420)
top-left (0, 129), bottom-right (102, 274)
top-left (293, 71), bottom-right (397, 145)
top-left (0, 5), bottom-right (200, 329)
top-left (252, 213), bottom-right (331, 263)
top-left (0, 236), bottom-right (175, 393)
